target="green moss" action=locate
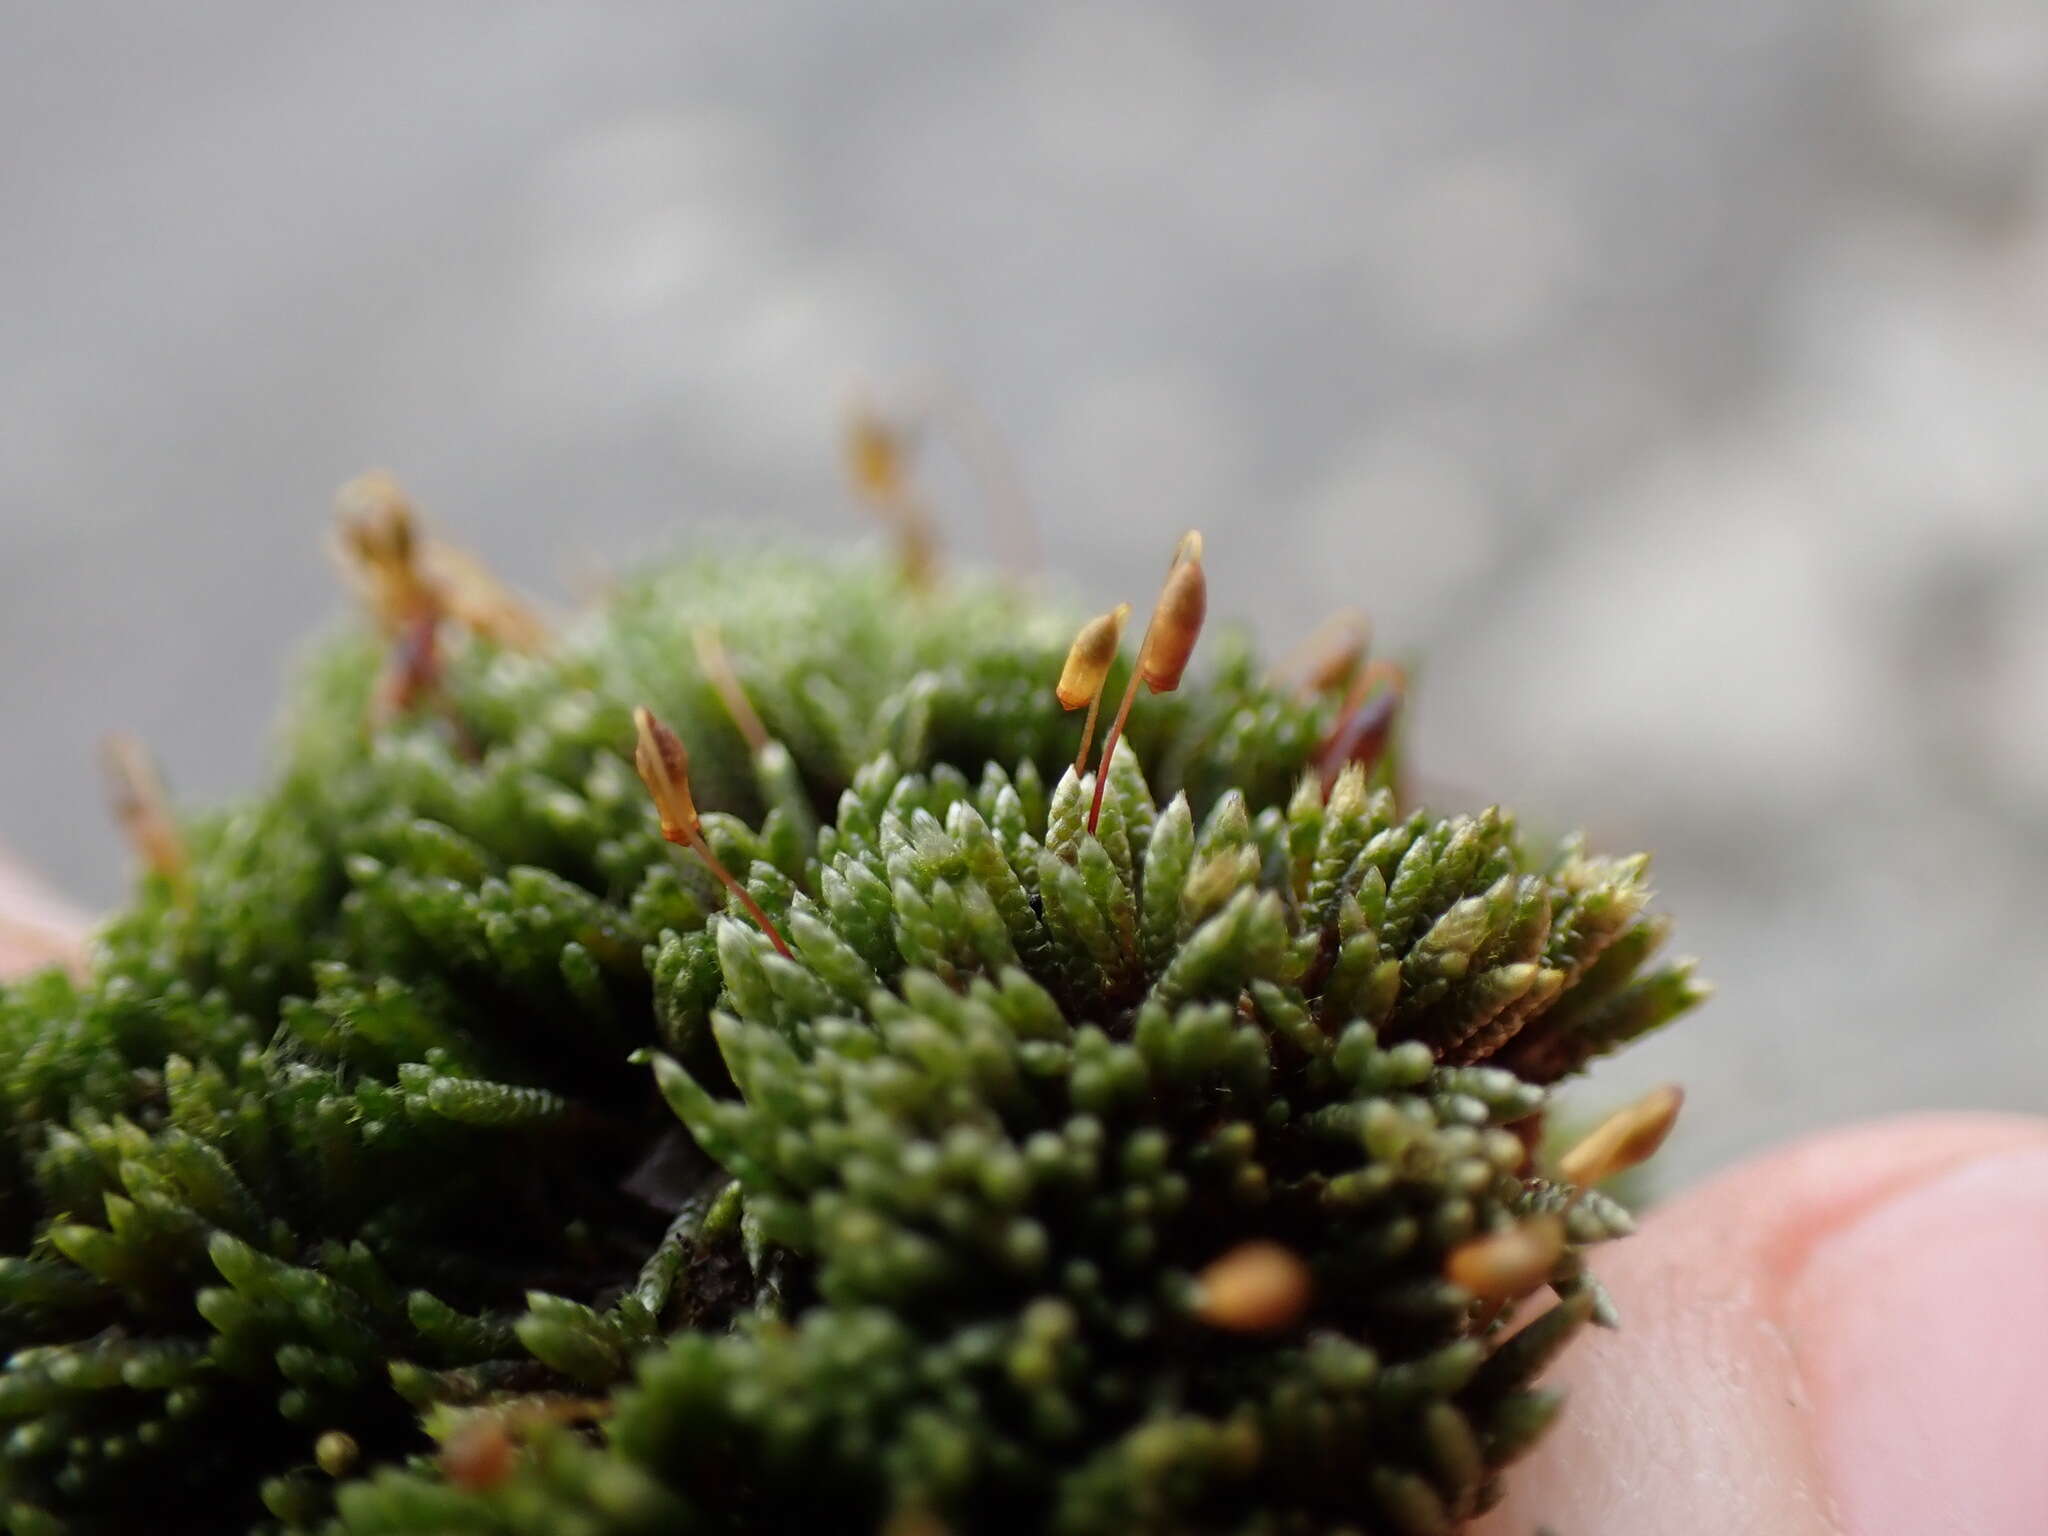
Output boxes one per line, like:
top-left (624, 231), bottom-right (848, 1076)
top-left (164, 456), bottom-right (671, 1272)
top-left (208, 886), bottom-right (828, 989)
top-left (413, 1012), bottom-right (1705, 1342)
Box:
top-left (0, 551), bottom-right (1705, 1534)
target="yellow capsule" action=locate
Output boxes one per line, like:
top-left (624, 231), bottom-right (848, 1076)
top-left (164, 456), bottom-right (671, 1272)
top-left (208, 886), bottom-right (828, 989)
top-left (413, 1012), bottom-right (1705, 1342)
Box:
top-left (1192, 1240), bottom-right (1311, 1333)
top-left (1056, 603), bottom-right (1130, 710)
top-left (1558, 1084), bottom-right (1686, 1188)
top-left (632, 706), bottom-right (700, 847)
top-left (1444, 1214), bottom-right (1565, 1300)
top-left (314, 1430), bottom-right (359, 1479)
top-left (1136, 531), bottom-right (1206, 693)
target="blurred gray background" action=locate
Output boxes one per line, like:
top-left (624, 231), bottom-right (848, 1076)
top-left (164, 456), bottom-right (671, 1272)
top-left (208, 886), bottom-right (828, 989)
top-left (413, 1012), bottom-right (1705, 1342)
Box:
top-left (3, 1), bottom-right (2045, 1180)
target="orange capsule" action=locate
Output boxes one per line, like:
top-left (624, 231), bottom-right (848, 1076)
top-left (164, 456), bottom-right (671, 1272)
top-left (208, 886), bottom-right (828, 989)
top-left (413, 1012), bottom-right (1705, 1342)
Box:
top-left (1086, 531), bottom-right (1209, 833)
top-left (1057, 603), bottom-right (1130, 710)
top-left (1444, 1214), bottom-right (1565, 1300)
top-left (1192, 1240), bottom-right (1311, 1333)
top-left (1136, 532), bottom-right (1206, 693)
top-left (1558, 1084), bottom-right (1686, 1189)
top-left (632, 706), bottom-right (700, 847)
top-left (439, 1417), bottom-right (516, 1491)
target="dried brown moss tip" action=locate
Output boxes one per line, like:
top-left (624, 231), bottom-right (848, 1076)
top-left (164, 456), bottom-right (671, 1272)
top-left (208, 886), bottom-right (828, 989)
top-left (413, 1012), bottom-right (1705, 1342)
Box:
top-left (1558, 1084), bottom-right (1686, 1188)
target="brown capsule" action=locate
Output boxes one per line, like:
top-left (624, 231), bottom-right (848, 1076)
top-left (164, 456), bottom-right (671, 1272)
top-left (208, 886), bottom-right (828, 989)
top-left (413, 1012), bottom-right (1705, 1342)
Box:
top-left (335, 470), bottom-right (416, 565)
top-left (333, 471), bottom-right (436, 634)
top-left (1445, 1214), bottom-right (1566, 1300)
top-left (633, 705), bottom-right (794, 959)
top-left (1558, 1084), bottom-right (1686, 1189)
top-left (1192, 1240), bottom-right (1312, 1333)
top-left (1057, 603), bottom-right (1130, 710)
top-left (336, 472), bottom-right (547, 652)
top-left (439, 1417), bottom-right (516, 1491)
top-left (632, 706), bottom-right (700, 847)
top-left (1136, 532), bottom-right (1207, 693)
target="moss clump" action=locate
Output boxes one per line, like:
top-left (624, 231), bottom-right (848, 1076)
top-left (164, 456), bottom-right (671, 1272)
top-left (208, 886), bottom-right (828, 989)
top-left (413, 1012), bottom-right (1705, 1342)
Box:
top-left (0, 544), bottom-right (1705, 1534)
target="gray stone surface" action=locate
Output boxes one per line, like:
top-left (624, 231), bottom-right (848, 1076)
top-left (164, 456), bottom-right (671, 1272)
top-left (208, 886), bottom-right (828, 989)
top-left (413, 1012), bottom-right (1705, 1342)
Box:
top-left (3, 1), bottom-right (2044, 1179)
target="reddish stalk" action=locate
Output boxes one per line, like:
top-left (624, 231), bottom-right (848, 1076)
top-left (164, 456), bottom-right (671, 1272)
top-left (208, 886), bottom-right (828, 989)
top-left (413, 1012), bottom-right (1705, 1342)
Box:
top-left (686, 833), bottom-right (794, 960)
top-left (1086, 670), bottom-right (1142, 835)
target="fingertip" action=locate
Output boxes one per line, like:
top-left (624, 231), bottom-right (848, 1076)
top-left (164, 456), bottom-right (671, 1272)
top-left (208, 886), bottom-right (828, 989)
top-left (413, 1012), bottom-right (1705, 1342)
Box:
top-left (1475, 1114), bottom-right (2048, 1536)
top-left (1785, 1135), bottom-right (2048, 1535)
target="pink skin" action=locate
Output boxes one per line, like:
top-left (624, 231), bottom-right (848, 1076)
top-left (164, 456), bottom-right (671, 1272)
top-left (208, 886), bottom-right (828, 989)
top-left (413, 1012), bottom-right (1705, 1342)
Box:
top-left (3, 852), bottom-right (2042, 1531)
top-left (1475, 1112), bottom-right (2048, 1535)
